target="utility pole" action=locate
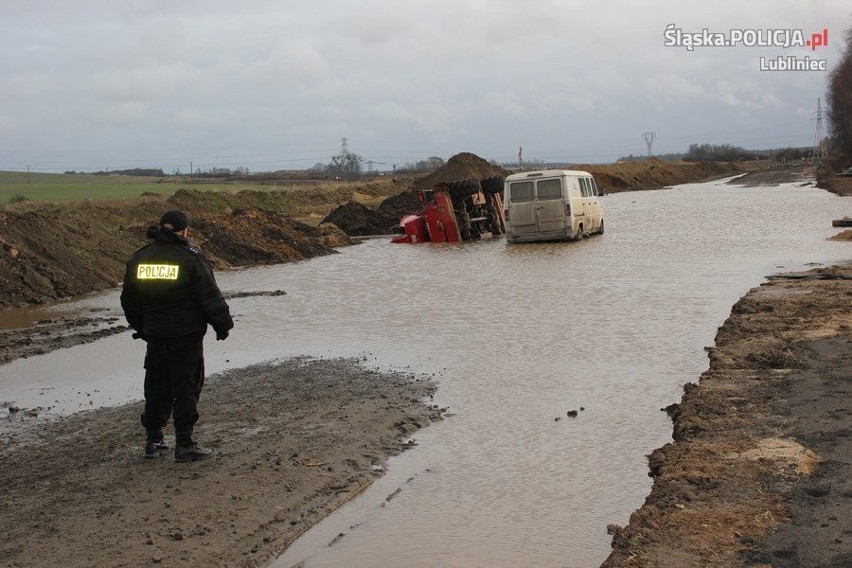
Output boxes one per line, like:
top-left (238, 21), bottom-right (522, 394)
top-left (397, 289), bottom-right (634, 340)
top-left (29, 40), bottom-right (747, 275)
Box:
top-left (812, 98), bottom-right (827, 164)
top-left (340, 137), bottom-right (348, 153)
top-left (518, 146), bottom-right (523, 170)
top-left (643, 132), bottom-right (656, 157)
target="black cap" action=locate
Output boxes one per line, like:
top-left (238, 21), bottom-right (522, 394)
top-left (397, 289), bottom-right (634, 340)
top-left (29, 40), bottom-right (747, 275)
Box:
top-left (159, 210), bottom-right (188, 232)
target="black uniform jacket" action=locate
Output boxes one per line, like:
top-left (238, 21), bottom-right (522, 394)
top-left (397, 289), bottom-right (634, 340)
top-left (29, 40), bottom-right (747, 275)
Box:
top-left (120, 228), bottom-right (234, 341)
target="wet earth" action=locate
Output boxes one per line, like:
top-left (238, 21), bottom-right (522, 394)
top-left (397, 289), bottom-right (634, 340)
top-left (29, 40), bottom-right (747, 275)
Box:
top-left (603, 264), bottom-right (852, 567)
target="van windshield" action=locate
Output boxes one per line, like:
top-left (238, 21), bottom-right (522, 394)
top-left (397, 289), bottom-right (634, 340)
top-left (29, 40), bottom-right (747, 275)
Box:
top-left (537, 179), bottom-right (562, 200)
top-left (509, 181), bottom-right (534, 203)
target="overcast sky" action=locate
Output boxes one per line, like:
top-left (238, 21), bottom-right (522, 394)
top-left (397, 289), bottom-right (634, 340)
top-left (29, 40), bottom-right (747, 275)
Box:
top-left (1, 0), bottom-right (849, 173)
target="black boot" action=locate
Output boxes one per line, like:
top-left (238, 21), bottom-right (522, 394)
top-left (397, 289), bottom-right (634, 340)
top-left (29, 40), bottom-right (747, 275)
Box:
top-left (144, 440), bottom-right (169, 459)
top-left (175, 443), bottom-right (213, 462)
top-left (175, 430), bottom-right (212, 462)
top-left (144, 430), bottom-right (168, 459)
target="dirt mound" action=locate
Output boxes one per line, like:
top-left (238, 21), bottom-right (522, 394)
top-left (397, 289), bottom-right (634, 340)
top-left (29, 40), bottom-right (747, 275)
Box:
top-left (322, 201), bottom-right (395, 236)
top-left (187, 209), bottom-right (346, 267)
top-left (0, 199), bottom-right (351, 309)
top-left (376, 189), bottom-right (422, 220)
top-left (410, 152), bottom-right (510, 192)
top-left (320, 190), bottom-right (423, 236)
top-left (322, 191), bottom-right (422, 237)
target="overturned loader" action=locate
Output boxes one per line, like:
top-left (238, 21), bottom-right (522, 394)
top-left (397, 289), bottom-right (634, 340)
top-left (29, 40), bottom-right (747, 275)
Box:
top-left (391, 176), bottom-right (506, 243)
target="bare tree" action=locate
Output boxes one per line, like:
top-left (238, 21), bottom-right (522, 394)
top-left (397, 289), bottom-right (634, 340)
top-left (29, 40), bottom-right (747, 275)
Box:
top-left (329, 150), bottom-right (363, 177)
top-left (827, 26), bottom-right (852, 168)
top-left (328, 137), bottom-right (364, 178)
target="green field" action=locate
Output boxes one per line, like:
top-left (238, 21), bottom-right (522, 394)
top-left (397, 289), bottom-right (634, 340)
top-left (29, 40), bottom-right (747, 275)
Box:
top-left (0, 171), bottom-right (407, 224)
top-left (0, 171), bottom-right (278, 205)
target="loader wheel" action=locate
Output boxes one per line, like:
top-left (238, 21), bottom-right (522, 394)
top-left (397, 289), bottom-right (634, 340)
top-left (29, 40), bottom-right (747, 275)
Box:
top-left (480, 176), bottom-right (504, 195)
top-left (465, 179), bottom-right (480, 195)
top-left (448, 179), bottom-right (478, 200)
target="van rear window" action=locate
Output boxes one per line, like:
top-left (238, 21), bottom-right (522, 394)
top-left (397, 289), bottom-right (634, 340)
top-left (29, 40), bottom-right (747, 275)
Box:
top-left (509, 181), bottom-right (534, 202)
top-left (537, 179), bottom-right (562, 200)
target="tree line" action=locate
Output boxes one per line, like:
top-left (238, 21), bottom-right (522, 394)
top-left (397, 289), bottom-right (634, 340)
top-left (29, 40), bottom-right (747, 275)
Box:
top-left (827, 26), bottom-right (852, 170)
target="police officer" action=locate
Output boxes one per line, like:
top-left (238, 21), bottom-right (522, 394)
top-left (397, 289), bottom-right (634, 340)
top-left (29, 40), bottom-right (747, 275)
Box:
top-left (120, 210), bottom-right (234, 462)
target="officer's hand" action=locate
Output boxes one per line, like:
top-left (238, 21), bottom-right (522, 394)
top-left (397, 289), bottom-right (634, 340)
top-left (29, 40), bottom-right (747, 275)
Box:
top-left (216, 329), bottom-right (229, 341)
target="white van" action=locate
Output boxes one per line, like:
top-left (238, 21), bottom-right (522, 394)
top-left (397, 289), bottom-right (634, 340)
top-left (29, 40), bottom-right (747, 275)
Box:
top-left (503, 169), bottom-right (604, 243)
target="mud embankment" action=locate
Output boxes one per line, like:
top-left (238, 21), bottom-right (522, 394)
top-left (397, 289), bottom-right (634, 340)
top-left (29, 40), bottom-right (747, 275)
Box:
top-left (0, 192), bottom-right (354, 310)
top-left (816, 163), bottom-right (852, 197)
top-left (603, 264), bottom-right (852, 567)
top-left (726, 166), bottom-right (816, 188)
top-left (581, 158), bottom-right (762, 193)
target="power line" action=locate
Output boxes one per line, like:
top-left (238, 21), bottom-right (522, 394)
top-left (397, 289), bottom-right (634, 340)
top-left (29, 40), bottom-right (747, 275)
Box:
top-left (1, 116), bottom-right (819, 173)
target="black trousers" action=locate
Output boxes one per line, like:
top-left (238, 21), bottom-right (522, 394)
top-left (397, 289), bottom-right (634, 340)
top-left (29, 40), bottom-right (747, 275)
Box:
top-left (141, 336), bottom-right (205, 445)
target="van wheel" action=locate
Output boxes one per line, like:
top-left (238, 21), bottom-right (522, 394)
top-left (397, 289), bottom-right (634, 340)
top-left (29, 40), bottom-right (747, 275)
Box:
top-left (599, 220), bottom-right (605, 235)
top-left (576, 226), bottom-right (584, 241)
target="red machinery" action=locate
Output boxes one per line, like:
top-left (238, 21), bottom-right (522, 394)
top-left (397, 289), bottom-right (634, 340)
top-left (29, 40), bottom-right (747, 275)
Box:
top-left (391, 177), bottom-right (506, 243)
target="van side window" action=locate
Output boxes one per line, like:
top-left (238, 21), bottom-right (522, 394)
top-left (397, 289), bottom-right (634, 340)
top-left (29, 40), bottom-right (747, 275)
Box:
top-left (588, 177), bottom-right (599, 196)
top-left (536, 179), bottom-right (562, 200)
top-left (578, 178), bottom-right (589, 197)
top-left (509, 181), bottom-right (534, 203)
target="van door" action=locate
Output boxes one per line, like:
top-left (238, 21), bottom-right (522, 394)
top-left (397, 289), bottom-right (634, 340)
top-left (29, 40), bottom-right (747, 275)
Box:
top-left (570, 177), bottom-right (589, 234)
top-left (507, 181), bottom-right (537, 235)
top-left (587, 177), bottom-right (602, 232)
top-left (578, 177), bottom-right (600, 234)
top-left (534, 178), bottom-right (566, 233)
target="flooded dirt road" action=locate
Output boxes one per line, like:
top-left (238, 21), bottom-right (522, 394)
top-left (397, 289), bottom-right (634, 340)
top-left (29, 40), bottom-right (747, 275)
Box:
top-left (1, 177), bottom-right (848, 567)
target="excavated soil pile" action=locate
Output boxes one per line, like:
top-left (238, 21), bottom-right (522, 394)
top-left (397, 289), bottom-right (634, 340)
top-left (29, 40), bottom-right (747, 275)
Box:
top-left (321, 190), bottom-right (420, 236)
top-left (322, 152), bottom-right (509, 235)
top-left (0, 195), bottom-right (351, 309)
top-left (408, 152), bottom-right (510, 192)
top-left (603, 264), bottom-right (852, 568)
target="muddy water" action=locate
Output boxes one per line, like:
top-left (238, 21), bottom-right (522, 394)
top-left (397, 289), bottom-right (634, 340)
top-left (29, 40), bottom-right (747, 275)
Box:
top-left (1, 179), bottom-right (848, 567)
